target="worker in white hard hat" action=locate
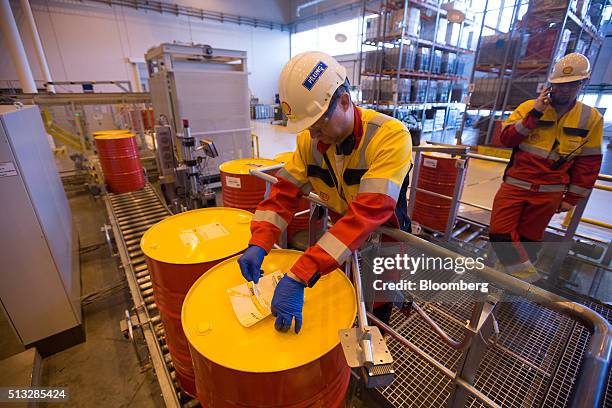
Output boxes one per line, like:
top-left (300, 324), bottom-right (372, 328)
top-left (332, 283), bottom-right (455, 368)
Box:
top-left (489, 53), bottom-right (603, 283)
top-left (238, 51), bottom-right (413, 333)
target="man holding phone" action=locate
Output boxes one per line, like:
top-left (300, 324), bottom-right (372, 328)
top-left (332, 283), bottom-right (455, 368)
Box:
top-left (488, 53), bottom-right (603, 283)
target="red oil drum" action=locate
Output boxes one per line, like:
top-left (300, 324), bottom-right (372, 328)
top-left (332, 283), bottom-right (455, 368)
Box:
top-left (220, 158), bottom-right (280, 213)
top-left (412, 153), bottom-right (459, 232)
top-left (274, 152), bottom-right (311, 239)
top-left (182, 249), bottom-right (356, 407)
top-left (140, 208), bottom-right (253, 397)
top-left (94, 133), bottom-right (145, 193)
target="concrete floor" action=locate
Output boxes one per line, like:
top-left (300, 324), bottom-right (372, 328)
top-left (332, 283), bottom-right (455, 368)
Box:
top-left (38, 194), bottom-right (163, 408)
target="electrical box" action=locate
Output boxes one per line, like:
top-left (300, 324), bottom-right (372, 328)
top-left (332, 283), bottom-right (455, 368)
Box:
top-left (0, 105), bottom-right (82, 356)
top-left (146, 43), bottom-right (252, 177)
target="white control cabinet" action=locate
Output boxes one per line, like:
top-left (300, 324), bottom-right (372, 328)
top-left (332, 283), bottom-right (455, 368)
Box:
top-left (0, 105), bottom-right (81, 353)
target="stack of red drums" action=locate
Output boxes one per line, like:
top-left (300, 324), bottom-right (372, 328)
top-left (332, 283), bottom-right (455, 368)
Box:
top-left (412, 153), bottom-right (459, 232)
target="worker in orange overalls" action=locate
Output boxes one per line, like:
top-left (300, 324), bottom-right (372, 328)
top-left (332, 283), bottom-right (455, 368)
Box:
top-left (237, 51), bottom-right (413, 333)
top-left (489, 53), bottom-right (603, 283)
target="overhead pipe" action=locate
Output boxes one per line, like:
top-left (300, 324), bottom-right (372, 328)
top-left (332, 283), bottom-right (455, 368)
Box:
top-left (19, 0), bottom-right (55, 93)
top-left (0, 0), bottom-right (37, 93)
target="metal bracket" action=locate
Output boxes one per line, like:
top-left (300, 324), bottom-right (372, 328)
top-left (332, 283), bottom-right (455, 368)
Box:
top-left (339, 326), bottom-right (393, 368)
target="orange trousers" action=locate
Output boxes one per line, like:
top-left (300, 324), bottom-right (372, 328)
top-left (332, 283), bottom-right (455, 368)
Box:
top-left (489, 182), bottom-right (564, 265)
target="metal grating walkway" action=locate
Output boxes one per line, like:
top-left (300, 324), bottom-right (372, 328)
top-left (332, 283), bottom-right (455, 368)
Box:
top-left (374, 293), bottom-right (611, 407)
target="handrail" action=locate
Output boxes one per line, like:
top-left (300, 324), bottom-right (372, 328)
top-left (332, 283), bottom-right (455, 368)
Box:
top-left (249, 167), bottom-right (611, 408)
top-left (378, 227), bottom-right (612, 408)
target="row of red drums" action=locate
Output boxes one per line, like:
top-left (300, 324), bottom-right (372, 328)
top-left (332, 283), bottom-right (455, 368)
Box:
top-left (220, 151), bottom-right (460, 235)
top-left (140, 207), bottom-right (356, 407)
top-left (93, 130), bottom-right (145, 194)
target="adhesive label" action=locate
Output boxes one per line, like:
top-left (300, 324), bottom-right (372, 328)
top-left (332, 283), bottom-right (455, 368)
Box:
top-left (196, 222), bottom-right (229, 240)
top-left (0, 162), bottom-right (17, 178)
top-left (227, 271), bottom-right (283, 327)
top-left (225, 176), bottom-right (241, 188)
top-left (423, 158), bottom-right (438, 168)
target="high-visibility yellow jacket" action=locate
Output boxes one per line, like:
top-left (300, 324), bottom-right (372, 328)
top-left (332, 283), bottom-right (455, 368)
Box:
top-left (249, 106), bottom-right (412, 285)
top-left (500, 99), bottom-right (603, 205)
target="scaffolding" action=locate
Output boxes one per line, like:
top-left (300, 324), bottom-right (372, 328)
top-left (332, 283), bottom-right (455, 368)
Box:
top-left (358, 0), bottom-right (477, 143)
top-left (460, 0), bottom-right (609, 146)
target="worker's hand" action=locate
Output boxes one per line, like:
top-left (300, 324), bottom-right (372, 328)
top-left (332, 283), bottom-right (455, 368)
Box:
top-left (556, 201), bottom-right (574, 213)
top-left (534, 87), bottom-right (552, 113)
top-left (237, 245), bottom-right (266, 284)
top-left (271, 273), bottom-right (306, 333)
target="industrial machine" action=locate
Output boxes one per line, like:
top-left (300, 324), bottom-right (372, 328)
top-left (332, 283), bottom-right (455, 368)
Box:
top-left (146, 43), bottom-right (251, 209)
top-left (0, 105), bottom-right (82, 357)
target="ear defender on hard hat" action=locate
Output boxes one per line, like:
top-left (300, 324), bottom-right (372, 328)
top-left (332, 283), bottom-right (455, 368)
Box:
top-left (278, 51), bottom-right (349, 134)
top-left (549, 53), bottom-right (591, 84)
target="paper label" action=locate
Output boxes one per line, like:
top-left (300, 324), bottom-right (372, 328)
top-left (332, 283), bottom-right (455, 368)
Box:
top-left (228, 271), bottom-right (283, 327)
top-left (179, 231), bottom-right (199, 247)
top-left (196, 222), bottom-right (229, 240)
top-left (0, 162), bottom-right (17, 178)
top-left (226, 176), bottom-right (241, 188)
top-left (423, 158), bottom-right (438, 168)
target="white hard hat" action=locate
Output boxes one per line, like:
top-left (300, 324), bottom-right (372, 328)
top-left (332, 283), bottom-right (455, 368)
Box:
top-left (549, 53), bottom-right (591, 84)
top-left (279, 51), bottom-right (348, 133)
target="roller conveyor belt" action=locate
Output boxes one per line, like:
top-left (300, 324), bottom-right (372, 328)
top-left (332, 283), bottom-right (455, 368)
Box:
top-left (103, 185), bottom-right (198, 408)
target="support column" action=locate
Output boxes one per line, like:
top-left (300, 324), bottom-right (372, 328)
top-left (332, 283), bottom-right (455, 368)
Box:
top-left (0, 0), bottom-right (37, 93)
top-left (20, 0), bottom-right (55, 93)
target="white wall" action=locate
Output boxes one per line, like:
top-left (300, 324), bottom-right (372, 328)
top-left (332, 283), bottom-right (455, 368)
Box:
top-left (0, 0), bottom-right (291, 103)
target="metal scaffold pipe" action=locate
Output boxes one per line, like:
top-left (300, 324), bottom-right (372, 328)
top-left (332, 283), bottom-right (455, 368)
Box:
top-left (0, 0), bottom-right (37, 93)
top-left (19, 0), bottom-right (55, 93)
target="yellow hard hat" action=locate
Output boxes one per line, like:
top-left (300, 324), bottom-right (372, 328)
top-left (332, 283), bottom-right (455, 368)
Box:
top-left (549, 53), bottom-right (591, 84)
top-left (278, 51), bottom-right (347, 134)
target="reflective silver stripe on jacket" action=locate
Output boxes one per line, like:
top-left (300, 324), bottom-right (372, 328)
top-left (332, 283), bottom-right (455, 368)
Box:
top-left (357, 113), bottom-right (394, 169)
top-left (578, 103), bottom-right (592, 129)
top-left (277, 167), bottom-right (313, 195)
top-left (317, 231), bottom-right (351, 265)
top-left (518, 143), bottom-right (560, 161)
top-left (514, 120), bottom-right (530, 136)
top-left (577, 146), bottom-right (602, 156)
top-left (358, 177), bottom-right (401, 201)
top-left (505, 176), bottom-right (565, 192)
top-left (567, 184), bottom-right (591, 197)
top-left (252, 210), bottom-right (288, 231)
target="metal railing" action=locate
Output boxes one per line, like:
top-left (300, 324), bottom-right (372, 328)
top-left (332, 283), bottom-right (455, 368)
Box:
top-left (249, 165), bottom-right (611, 408)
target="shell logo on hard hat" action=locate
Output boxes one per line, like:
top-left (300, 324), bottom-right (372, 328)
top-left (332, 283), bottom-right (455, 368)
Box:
top-left (563, 66), bottom-right (573, 75)
top-left (281, 101), bottom-right (291, 115)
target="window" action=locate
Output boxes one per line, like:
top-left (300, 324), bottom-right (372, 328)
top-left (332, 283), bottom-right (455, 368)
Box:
top-left (291, 17), bottom-right (364, 57)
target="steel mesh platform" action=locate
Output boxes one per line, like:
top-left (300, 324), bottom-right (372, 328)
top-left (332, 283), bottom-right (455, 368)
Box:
top-left (373, 294), bottom-right (611, 408)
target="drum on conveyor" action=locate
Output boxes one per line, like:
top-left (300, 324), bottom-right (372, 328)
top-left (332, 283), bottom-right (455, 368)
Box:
top-left (140, 208), bottom-right (253, 397)
top-left (182, 249), bottom-right (356, 407)
top-left (94, 132), bottom-right (145, 193)
top-left (219, 158), bottom-right (279, 213)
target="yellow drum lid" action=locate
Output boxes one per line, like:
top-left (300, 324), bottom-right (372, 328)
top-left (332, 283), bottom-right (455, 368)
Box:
top-left (94, 133), bottom-right (136, 140)
top-left (219, 158), bottom-right (279, 175)
top-left (273, 151), bottom-right (294, 164)
top-left (422, 151), bottom-right (454, 160)
top-left (140, 208), bottom-right (253, 264)
top-left (182, 249), bottom-right (356, 373)
top-left (93, 129), bottom-right (131, 136)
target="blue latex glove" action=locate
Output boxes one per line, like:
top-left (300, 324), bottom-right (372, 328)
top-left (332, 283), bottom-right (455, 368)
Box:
top-left (271, 274), bottom-right (306, 333)
top-left (237, 245), bottom-right (266, 284)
